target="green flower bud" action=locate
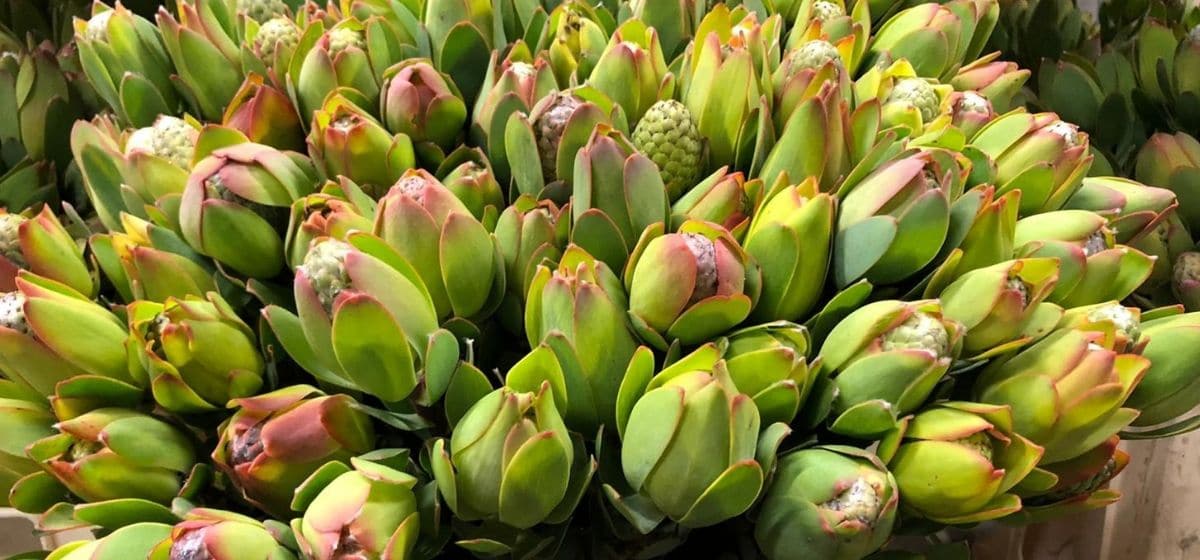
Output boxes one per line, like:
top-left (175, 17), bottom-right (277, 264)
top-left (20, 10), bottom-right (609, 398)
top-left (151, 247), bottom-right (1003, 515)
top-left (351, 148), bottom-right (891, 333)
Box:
top-left (125, 116), bottom-right (198, 169)
top-left (632, 99), bottom-right (704, 200)
top-left (237, 0), bottom-right (288, 22)
top-left (299, 240), bottom-right (352, 312)
top-left (888, 78), bottom-right (939, 122)
top-left (327, 26), bottom-right (365, 57)
top-left (880, 312), bottom-right (950, 358)
top-left (812, 1), bottom-right (845, 21)
top-left (254, 16), bottom-right (300, 59)
top-left (788, 40), bottom-right (842, 72)
top-left (0, 214), bottom-right (26, 267)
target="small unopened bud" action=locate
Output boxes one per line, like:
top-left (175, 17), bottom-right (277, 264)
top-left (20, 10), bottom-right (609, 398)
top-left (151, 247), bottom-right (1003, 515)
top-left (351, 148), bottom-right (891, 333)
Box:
top-left (301, 240), bottom-right (353, 312)
top-left (254, 16), bottom-right (299, 59)
top-left (1086, 304), bottom-right (1140, 343)
top-left (0, 214), bottom-right (26, 268)
top-left (811, 1), bottom-right (845, 21)
top-left (83, 10), bottom-right (113, 42)
top-left (786, 40), bottom-right (841, 72)
top-left (237, 0), bottom-right (288, 22)
top-left (821, 477), bottom-right (881, 525)
top-left (888, 78), bottom-right (940, 123)
top-left (326, 26), bottom-right (365, 57)
top-left (881, 311), bottom-right (950, 358)
top-left (125, 116), bottom-right (197, 169)
top-left (955, 432), bottom-right (994, 463)
top-left (684, 233), bottom-right (718, 305)
top-left (0, 292), bottom-right (29, 335)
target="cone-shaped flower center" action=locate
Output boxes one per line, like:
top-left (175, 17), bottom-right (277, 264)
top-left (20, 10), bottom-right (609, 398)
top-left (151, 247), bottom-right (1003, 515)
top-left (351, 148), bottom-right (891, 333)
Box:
top-left (633, 99), bottom-right (702, 192)
top-left (84, 10), bottom-right (113, 42)
top-left (787, 40), bottom-right (842, 72)
top-left (1087, 304), bottom-right (1140, 343)
top-left (811, 1), bottom-right (845, 21)
top-left (301, 240), bottom-right (353, 312)
top-left (1005, 276), bottom-right (1030, 309)
top-left (1047, 121), bottom-right (1082, 148)
top-left (684, 233), bottom-right (719, 305)
top-left (327, 27), bottom-right (365, 56)
top-left (0, 292), bottom-right (30, 335)
top-left (1174, 252), bottom-right (1200, 287)
top-left (125, 116), bottom-right (197, 169)
top-left (821, 477), bottom-right (881, 525)
top-left (889, 78), bottom-right (939, 122)
top-left (955, 432), bottom-right (994, 462)
top-left (535, 93), bottom-right (583, 181)
top-left (238, 0), bottom-right (288, 22)
top-left (230, 422), bottom-right (266, 466)
top-left (255, 16), bottom-right (299, 58)
top-left (170, 528), bottom-right (213, 560)
top-left (1082, 231), bottom-right (1109, 257)
top-left (881, 312), bottom-right (949, 358)
top-left (956, 91), bottom-right (991, 116)
top-left (0, 214), bottom-right (26, 268)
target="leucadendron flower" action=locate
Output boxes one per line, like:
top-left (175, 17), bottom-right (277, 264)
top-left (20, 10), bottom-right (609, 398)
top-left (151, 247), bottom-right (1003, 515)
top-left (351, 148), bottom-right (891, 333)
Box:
top-left (0, 208), bottom-right (94, 297)
top-left (48, 523), bottom-right (173, 560)
top-left (877, 402), bottom-right (1044, 524)
top-left (745, 176), bottom-right (835, 323)
top-left (939, 258), bottom-right (1064, 356)
top-left (0, 273), bottom-right (136, 396)
top-left (74, 3), bottom-right (181, 126)
top-left (523, 245), bottom-right (638, 433)
top-left (26, 407), bottom-right (196, 504)
top-left (374, 169), bottom-right (505, 326)
top-left (624, 220), bottom-right (761, 350)
top-left (179, 141), bottom-right (318, 279)
top-left (608, 350), bottom-right (787, 530)
top-left (213, 385), bottom-right (375, 518)
top-left (587, 19), bottom-right (674, 125)
top-left (970, 110), bottom-right (1094, 216)
top-left (818, 300), bottom-right (964, 439)
top-left (430, 382), bottom-right (592, 529)
top-left (292, 454), bottom-right (420, 560)
top-left (755, 446), bottom-right (898, 560)
top-left (127, 293), bottom-right (264, 414)
top-left (380, 59), bottom-right (468, 155)
top-left (973, 328), bottom-right (1148, 463)
top-left (307, 94), bottom-right (415, 195)
top-left (264, 236), bottom-right (459, 405)
top-left (149, 508), bottom-right (297, 560)
top-left (1014, 210), bottom-right (1154, 308)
